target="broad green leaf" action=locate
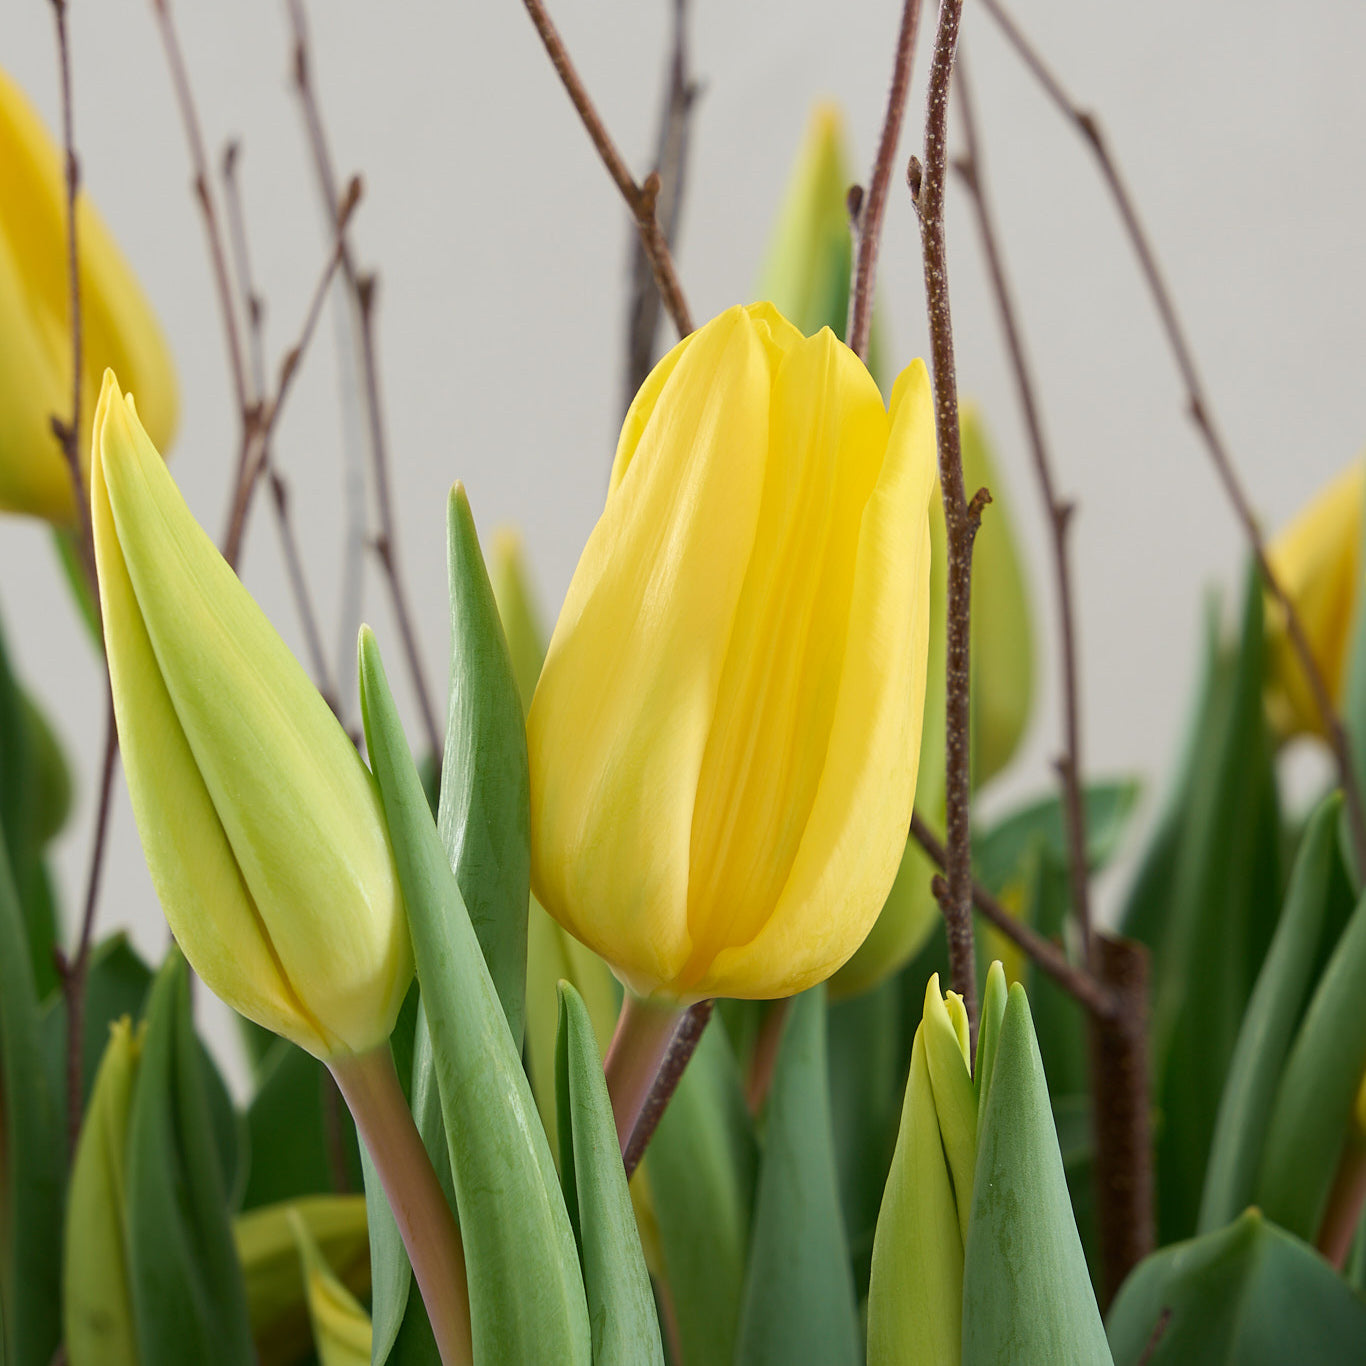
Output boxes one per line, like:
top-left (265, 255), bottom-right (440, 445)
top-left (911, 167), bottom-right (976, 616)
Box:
top-left (1256, 878), bottom-right (1366, 1241)
top-left (437, 484), bottom-right (530, 1045)
top-left (234, 1195), bottom-right (369, 1366)
top-left (961, 984), bottom-right (1111, 1366)
top-left (973, 780), bottom-right (1141, 896)
top-left (526, 896), bottom-right (618, 1168)
top-left (64, 1017), bottom-right (142, 1366)
top-left (1107, 1210), bottom-right (1366, 1365)
top-left (1154, 566), bottom-right (1282, 1241)
top-left (736, 987), bottom-right (860, 1366)
top-left (1118, 596), bottom-right (1220, 955)
top-left (974, 960), bottom-right (1009, 1124)
top-left (555, 984), bottom-right (664, 1365)
top-left (0, 831), bottom-right (62, 1366)
top-left (242, 1037), bottom-right (362, 1210)
top-left (358, 626), bottom-right (590, 1365)
top-left (828, 976), bottom-right (904, 1298)
top-left (1200, 793), bottom-right (1348, 1233)
top-left (290, 1208), bottom-right (373, 1366)
top-left (1337, 467), bottom-right (1366, 887)
top-left (866, 1025), bottom-right (962, 1366)
top-left (649, 1016), bottom-right (756, 1366)
top-left (126, 949), bottom-right (254, 1366)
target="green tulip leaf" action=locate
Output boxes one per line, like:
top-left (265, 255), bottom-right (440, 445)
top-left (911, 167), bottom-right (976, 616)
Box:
top-left (736, 987), bottom-right (860, 1366)
top-left (438, 483), bottom-right (531, 1046)
top-left (1107, 1210), bottom-right (1366, 1365)
top-left (555, 983), bottom-right (665, 1365)
top-left (961, 983), bottom-right (1111, 1366)
top-left (972, 779), bottom-right (1141, 896)
top-left (358, 625), bottom-right (590, 1365)
top-left (1153, 565), bottom-right (1282, 1242)
top-left (126, 949), bottom-right (254, 1366)
top-left (0, 833), bottom-right (62, 1366)
top-left (1256, 877), bottom-right (1366, 1241)
top-left (64, 1018), bottom-right (142, 1366)
top-left (649, 1015), bottom-right (757, 1366)
top-left (828, 976), bottom-right (904, 1298)
top-left (242, 1036), bottom-right (363, 1209)
top-left (1200, 792), bottom-right (1348, 1233)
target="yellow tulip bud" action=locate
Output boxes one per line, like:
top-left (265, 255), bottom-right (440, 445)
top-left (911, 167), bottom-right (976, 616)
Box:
top-left (1265, 459), bottom-right (1365, 738)
top-left (0, 69), bottom-right (177, 523)
top-left (528, 302), bottom-right (936, 1002)
top-left (91, 371), bottom-right (410, 1059)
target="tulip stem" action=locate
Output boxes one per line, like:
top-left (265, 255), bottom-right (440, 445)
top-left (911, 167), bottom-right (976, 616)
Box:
top-left (1318, 1138), bottom-right (1366, 1270)
top-left (329, 1047), bottom-right (472, 1366)
top-left (605, 995), bottom-right (712, 1178)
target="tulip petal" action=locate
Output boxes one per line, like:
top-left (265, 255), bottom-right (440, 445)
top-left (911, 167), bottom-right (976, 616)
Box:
top-left (704, 357), bottom-right (935, 997)
top-left (530, 305), bottom-right (779, 995)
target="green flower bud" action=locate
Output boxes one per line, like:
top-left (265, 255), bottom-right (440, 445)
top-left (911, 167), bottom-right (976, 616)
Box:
top-left (91, 370), bottom-right (411, 1060)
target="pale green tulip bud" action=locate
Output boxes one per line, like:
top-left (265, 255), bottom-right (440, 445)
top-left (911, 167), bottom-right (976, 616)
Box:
top-left (922, 975), bottom-right (977, 1244)
top-left (63, 1018), bottom-right (142, 1366)
top-left (91, 371), bottom-right (411, 1060)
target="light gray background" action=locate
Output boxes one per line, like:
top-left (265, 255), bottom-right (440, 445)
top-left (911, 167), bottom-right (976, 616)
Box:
top-left (5, 2), bottom-right (1364, 1090)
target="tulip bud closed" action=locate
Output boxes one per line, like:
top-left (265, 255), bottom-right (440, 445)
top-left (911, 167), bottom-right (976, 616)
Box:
top-left (0, 69), bottom-right (177, 523)
top-left (528, 302), bottom-right (937, 1002)
top-left (92, 371), bottom-right (410, 1060)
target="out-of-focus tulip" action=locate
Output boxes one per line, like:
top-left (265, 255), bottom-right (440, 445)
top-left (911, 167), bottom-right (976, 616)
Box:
top-left (528, 302), bottom-right (936, 1002)
top-left (757, 104), bottom-right (855, 343)
top-left (1265, 459), bottom-right (1365, 738)
top-left (0, 69), bottom-right (177, 523)
top-left (63, 1018), bottom-right (142, 1366)
top-left (91, 370), bottom-right (409, 1060)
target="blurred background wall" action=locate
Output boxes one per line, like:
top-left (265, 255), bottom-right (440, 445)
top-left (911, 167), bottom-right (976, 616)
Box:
top-left (5, 0), bottom-right (1365, 1088)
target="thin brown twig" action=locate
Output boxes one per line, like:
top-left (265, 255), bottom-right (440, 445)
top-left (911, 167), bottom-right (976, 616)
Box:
top-left (220, 141), bottom-right (267, 399)
top-left (950, 56), bottom-right (1094, 966)
top-left (220, 177), bottom-right (363, 569)
top-left (285, 5), bottom-right (443, 760)
top-left (908, 812), bottom-right (1117, 1019)
top-left (950, 52), bottom-right (1154, 1300)
top-left (520, 0), bottom-right (693, 339)
top-left (269, 472), bottom-right (341, 714)
top-left (622, 999), bottom-right (713, 1180)
top-left (846, 0), bottom-right (926, 361)
top-left (63, 691), bottom-right (119, 1157)
top-left (977, 0), bottom-right (1366, 875)
top-left (150, 0), bottom-right (252, 426)
top-left (354, 277), bottom-right (443, 760)
top-left (46, 0), bottom-right (96, 592)
top-left (910, 0), bottom-right (978, 1036)
top-left (624, 0), bottom-right (698, 408)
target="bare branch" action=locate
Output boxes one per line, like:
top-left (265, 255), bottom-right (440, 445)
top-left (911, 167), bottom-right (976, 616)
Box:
top-left (846, 0), bottom-right (925, 360)
top-left (520, 0), bottom-right (693, 338)
top-left (978, 0), bottom-right (1366, 873)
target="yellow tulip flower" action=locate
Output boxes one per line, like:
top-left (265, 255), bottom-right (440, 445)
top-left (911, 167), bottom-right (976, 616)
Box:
top-left (1265, 459), bottom-right (1365, 738)
top-left (91, 371), bottom-right (409, 1059)
top-left (527, 302), bottom-right (936, 1002)
top-left (0, 68), bottom-right (176, 523)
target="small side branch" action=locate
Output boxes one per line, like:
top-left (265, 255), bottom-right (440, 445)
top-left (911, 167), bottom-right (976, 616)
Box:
top-left (911, 0), bottom-right (977, 1032)
top-left (846, 0), bottom-right (925, 361)
top-left (978, 0), bottom-right (1366, 873)
top-left (909, 813), bottom-right (1117, 1020)
top-left (520, 0), bottom-right (693, 338)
